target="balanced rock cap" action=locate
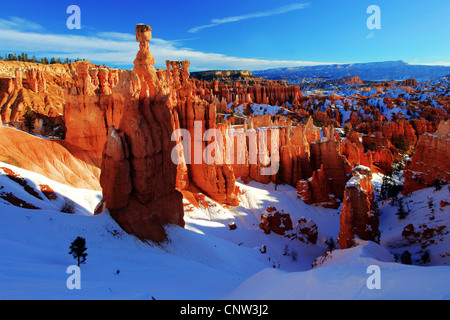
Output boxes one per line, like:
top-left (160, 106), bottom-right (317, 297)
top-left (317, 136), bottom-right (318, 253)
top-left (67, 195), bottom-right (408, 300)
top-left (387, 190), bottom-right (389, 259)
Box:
top-left (136, 24), bottom-right (152, 42)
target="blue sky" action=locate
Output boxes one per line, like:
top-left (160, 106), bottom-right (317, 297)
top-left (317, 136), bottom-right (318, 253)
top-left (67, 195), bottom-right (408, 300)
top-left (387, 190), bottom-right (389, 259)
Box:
top-left (0, 0), bottom-right (449, 70)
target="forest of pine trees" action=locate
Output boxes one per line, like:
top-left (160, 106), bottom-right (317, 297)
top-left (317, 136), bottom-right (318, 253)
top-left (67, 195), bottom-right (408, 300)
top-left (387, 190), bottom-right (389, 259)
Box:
top-left (0, 52), bottom-right (84, 65)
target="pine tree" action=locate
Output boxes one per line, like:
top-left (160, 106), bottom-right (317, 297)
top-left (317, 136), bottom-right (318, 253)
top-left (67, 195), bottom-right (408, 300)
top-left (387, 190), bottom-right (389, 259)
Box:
top-left (69, 237), bottom-right (88, 266)
top-left (421, 250), bottom-right (430, 264)
top-left (380, 174), bottom-right (392, 200)
top-left (23, 106), bottom-right (36, 133)
top-left (400, 250), bottom-right (412, 265)
top-left (325, 237), bottom-right (336, 252)
top-left (433, 179), bottom-right (442, 191)
top-left (396, 197), bottom-right (407, 219)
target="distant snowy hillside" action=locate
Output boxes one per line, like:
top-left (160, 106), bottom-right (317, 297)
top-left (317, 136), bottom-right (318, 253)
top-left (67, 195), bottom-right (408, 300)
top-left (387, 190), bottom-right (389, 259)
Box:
top-left (253, 61), bottom-right (450, 82)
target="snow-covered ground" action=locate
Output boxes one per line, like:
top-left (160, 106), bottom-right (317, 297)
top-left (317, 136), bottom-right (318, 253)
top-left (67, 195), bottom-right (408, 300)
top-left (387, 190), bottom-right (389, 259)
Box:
top-left (0, 161), bottom-right (449, 300)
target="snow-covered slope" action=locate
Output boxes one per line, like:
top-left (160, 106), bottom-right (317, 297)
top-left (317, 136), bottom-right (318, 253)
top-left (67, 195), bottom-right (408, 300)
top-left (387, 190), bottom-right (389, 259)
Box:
top-left (225, 256), bottom-right (450, 300)
top-left (378, 186), bottom-right (450, 266)
top-left (1, 161), bottom-right (449, 300)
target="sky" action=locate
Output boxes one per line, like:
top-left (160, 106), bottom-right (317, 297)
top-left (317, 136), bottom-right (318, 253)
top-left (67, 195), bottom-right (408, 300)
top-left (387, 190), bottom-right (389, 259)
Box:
top-left (0, 0), bottom-right (449, 71)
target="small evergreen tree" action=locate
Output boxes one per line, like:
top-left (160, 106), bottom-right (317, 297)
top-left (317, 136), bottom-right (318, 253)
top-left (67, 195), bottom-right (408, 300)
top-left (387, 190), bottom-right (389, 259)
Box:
top-left (394, 134), bottom-right (410, 153)
top-left (367, 141), bottom-right (378, 151)
top-left (380, 174), bottom-right (391, 200)
top-left (432, 179), bottom-right (442, 191)
top-left (23, 106), bottom-right (36, 133)
top-left (396, 197), bottom-right (407, 220)
top-left (69, 237), bottom-right (88, 266)
top-left (61, 198), bottom-right (76, 214)
top-left (400, 250), bottom-right (412, 265)
top-left (421, 250), bottom-right (431, 264)
top-left (325, 237), bottom-right (336, 252)
top-left (428, 197), bottom-right (434, 210)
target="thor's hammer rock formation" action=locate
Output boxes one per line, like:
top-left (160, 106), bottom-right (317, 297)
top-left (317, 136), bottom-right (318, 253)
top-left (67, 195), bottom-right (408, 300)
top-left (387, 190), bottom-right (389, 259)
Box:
top-left (100, 24), bottom-right (185, 242)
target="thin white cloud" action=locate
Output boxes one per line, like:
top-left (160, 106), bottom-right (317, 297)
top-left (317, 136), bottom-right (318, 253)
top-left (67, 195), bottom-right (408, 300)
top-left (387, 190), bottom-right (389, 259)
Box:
top-left (96, 32), bottom-right (135, 41)
top-left (189, 2), bottom-right (310, 33)
top-left (0, 16), bottom-right (44, 31)
top-left (0, 26), bottom-right (335, 71)
top-left (366, 31), bottom-right (376, 40)
top-left (408, 61), bottom-right (450, 67)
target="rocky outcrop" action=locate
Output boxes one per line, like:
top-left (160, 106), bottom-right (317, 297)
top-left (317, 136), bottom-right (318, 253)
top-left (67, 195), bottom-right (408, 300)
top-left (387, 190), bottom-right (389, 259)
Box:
top-left (403, 121), bottom-right (450, 194)
top-left (339, 75), bottom-right (363, 85)
top-left (338, 166), bottom-right (380, 249)
top-left (362, 132), bottom-right (399, 174)
top-left (296, 217), bottom-right (318, 244)
top-left (401, 78), bottom-right (418, 87)
top-left (0, 64), bottom-right (73, 133)
top-left (308, 126), bottom-right (350, 206)
top-left (260, 212), bottom-right (319, 244)
top-left (64, 63), bottom-right (109, 165)
top-left (341, 131), bottom-right (373, 171)
top-left (402, 223), bottom-right (447, 249)
top-left (24, 68), bottom-right (47, 93)
top-left (64, 63), bottom-right (125, 165)
top-left (259, 207), bottom-right (293, 235)
top-left (171, 61), bottom-right (239, 206)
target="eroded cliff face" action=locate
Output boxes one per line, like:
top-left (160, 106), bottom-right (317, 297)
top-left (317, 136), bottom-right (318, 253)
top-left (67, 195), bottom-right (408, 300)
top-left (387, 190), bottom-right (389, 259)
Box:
top-left (403, 121), bottom-right (450, 194)
top-left (63, 62), bottom-right (123, 166)
top-left (0, 62), bottom-right (89, 136)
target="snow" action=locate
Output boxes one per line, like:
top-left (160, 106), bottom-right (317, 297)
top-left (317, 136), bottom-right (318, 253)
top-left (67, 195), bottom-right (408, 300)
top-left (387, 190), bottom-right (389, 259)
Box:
top-left (1, 161), bottom-right (449, 300)
top-left (378, 186), bottom-right (450, 266)
top-left (233, 103), bottom-right (292, 117)
top-left (225, 258), bottom-right (450, 300)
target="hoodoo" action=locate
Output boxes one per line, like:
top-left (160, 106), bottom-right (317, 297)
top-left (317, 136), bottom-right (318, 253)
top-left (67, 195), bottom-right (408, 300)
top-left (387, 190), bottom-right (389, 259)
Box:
top-left (99, 24), bottom-right (185, 243)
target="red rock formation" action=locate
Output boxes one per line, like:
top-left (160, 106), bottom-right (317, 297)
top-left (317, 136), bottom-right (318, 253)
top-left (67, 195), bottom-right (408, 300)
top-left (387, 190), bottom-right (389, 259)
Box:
top-left (64, 63), bottom-right (109, 165)
top-left (338, 166), bottom-right (380, 249)
top-left (296, 217), bottom-right (318, 244)
top-left (296, 179), bottom-right (312, 204)
top-left (259, 207), bottom-right (293, 235)
top-left (402, 223), bottom-right (446, 249)
top-left (341, 131), bottom-right (373, 171)
top-left (362, 132), bottom-right (399, 173)
top-left (340, 75), bottom-right (363, 85)
top-left (64, 62), bottom-right (126, 165)
top-left (173, 62), bottom-right (239, 206)
top-left (24, 68), bottom-right (47, 93)
top-left (403, 121), bottom-right (450, 194)
top-left (0, 126), bottom-right (100, 190)
top-left (309, 126), bottom-right (350, 205)
top-left (401, 78), bottom-right (418, 87)
top-left (99, 25), bottom-right (185, 243)
top-left (379, 120), bottom-right (417, 151)
top-left (0, 66), bottom-right (65, 131)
